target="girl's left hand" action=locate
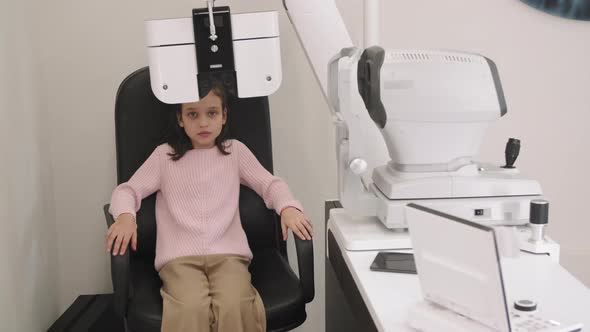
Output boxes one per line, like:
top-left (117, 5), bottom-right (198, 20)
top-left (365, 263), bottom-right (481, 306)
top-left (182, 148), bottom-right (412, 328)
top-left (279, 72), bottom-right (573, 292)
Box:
top-left (280, 207), bottom-right (313, 241)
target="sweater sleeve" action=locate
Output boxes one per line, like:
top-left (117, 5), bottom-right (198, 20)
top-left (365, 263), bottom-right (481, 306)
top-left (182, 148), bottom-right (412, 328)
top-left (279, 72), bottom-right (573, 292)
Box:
top-left (237, 141), bottom-right (303, 215)
top-left (108, 146), bottom-right (163, 220)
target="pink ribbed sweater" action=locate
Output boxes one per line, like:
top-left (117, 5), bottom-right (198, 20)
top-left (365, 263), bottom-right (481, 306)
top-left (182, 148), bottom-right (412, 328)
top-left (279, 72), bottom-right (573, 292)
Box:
top-left (109, 139), bottom-right (302, 271)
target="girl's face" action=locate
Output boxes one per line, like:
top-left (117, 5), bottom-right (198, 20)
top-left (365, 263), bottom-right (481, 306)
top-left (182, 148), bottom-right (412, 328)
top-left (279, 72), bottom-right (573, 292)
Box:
top-left (178, 91), bottom-right (227, 149)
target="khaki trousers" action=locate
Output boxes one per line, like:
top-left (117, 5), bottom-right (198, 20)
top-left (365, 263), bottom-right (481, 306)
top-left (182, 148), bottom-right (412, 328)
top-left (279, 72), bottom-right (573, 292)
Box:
top-left (158, 254), bottom-right (266, 332)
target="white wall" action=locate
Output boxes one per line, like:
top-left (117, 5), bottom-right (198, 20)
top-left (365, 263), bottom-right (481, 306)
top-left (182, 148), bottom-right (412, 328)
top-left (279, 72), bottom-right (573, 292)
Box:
top-left (26, 0), bottom-right (589, 331)
top-left (0, 1), bottom-right (59, 331)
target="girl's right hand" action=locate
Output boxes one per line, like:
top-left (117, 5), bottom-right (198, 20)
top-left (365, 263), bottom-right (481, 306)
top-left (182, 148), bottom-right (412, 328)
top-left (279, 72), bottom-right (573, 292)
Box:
top-left (106, 213), bottom-right (137, 256)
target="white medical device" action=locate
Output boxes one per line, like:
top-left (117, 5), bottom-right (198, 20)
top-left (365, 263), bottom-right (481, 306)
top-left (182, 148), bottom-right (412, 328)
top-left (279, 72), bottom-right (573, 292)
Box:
top-left (283, 0), bottom-right (543, 230)
top-left (145, 0), bottom-right (542, 231)
top-left (146, 5), bottom-right (281, 103)
top-left (405, 203), bottom-right (583, 332)
top-left (327, 46), bottom-right (542, 229)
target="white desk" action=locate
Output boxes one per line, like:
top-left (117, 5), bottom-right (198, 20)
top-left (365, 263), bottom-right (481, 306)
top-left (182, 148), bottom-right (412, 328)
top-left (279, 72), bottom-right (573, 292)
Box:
top-left (326, 206), bottom-right (590, 332)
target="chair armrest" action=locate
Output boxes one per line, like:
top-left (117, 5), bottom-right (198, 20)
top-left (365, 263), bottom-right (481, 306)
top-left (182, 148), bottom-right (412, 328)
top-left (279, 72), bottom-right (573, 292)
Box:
top-left (294, 236), bottom-right (315, 303)
top-left (103, 204), bottom-right (130, 318)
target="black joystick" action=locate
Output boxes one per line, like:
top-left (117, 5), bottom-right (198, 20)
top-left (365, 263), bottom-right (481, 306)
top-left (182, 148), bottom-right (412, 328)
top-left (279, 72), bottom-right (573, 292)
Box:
top-left (503, 138), bottom-right (520, 169)
top-left (529, 200), bottom-right (549, 243)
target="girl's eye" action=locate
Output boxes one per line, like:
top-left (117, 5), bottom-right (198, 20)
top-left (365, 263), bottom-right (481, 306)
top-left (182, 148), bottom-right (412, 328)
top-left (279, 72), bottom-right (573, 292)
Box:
top-left (208, 111), bottom-right (217, 117)
top-left (188, 112), bottom-right (197, 118)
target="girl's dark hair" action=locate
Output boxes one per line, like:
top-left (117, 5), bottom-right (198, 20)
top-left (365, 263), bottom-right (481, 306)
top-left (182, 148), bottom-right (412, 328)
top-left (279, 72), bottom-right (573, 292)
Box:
top-left (166, 82), bottom-right (231, 161)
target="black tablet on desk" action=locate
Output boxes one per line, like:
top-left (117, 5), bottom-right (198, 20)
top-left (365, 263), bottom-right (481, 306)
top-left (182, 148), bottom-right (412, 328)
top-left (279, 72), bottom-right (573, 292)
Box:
top-left (370, 252), bottom-right (417, 274)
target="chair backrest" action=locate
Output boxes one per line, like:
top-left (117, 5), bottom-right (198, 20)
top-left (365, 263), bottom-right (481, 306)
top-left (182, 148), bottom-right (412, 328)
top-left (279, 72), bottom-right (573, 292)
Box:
top-left (114, 67), bottom-right (285, 262)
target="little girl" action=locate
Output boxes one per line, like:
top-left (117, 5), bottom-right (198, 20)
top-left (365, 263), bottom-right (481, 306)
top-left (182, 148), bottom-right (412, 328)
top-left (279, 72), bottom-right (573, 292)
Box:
top-left (105, 83), bottom-right (313, 332)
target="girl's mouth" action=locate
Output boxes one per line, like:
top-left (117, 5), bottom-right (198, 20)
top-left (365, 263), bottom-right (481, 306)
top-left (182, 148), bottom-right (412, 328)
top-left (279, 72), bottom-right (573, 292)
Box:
top-left (198, 132), bottom-right (212, 138)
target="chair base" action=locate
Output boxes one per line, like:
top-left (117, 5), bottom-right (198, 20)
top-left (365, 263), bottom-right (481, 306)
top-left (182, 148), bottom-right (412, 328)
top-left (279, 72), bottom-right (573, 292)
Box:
top-left (47, 294), bottom-right (124, 332)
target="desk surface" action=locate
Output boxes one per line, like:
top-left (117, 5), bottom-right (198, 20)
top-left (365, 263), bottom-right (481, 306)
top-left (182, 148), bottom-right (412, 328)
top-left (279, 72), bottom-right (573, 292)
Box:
top-left (327, 208), bottom-right (590, 332)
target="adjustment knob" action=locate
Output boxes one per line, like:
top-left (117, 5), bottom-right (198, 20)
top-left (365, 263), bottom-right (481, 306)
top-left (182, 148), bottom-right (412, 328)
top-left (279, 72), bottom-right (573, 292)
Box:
top-left (529, 199), bottom-right (549, 243)
top-left (349, 158), bottom-right (368, 175)
top-left (530, 199), bottom-right (549, 225)
top-left (514, 299), bottom-right (537, 312)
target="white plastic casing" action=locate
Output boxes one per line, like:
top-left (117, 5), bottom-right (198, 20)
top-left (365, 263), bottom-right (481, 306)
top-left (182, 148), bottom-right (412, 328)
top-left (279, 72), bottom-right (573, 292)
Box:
top-left (371, 161), bottom-right (543, 229)
top-left (373, 190), bottom-right (542, 229)
top-left (379, 50), bottom-right (503, 169)
top-left (373, 163), bottom-right (542, 200)
top-left (283, 0), bottom-right (354, 96)
top-left (146, 11), bottom-right (282, 104)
